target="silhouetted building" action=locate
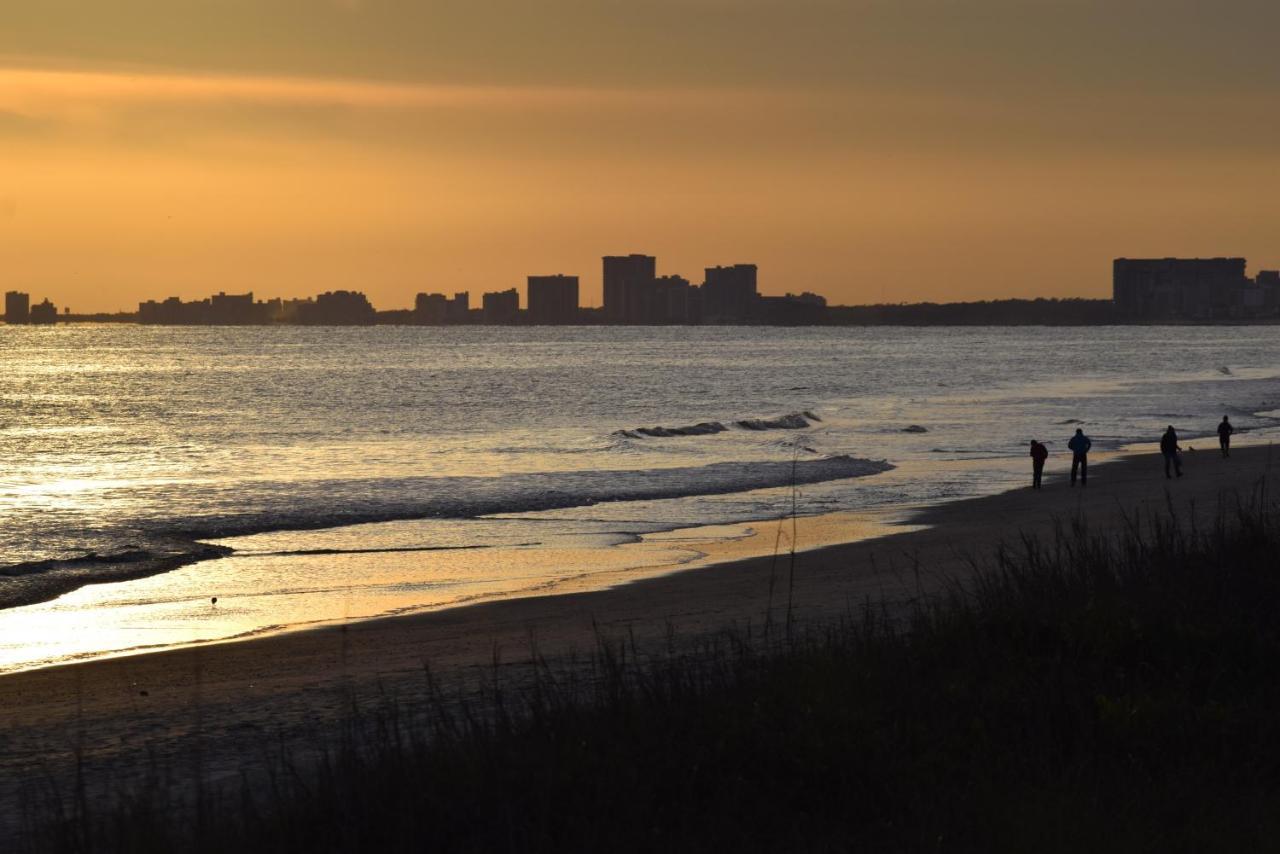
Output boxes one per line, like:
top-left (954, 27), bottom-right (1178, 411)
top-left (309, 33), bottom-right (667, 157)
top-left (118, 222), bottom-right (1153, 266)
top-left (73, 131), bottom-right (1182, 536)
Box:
top-left (139, 296), bottom-right (201, 324)
top-left (1113, 258), bottom-right (1248, 319)
top-left (446, 292), bottom-right (470, 324)
top-left (209, 291), bottom-right (256, 324)
top-left (5, 291), bottom-right (30, 324)
top-left (297, 290), bottom-right (376, 325)
top-left (482, 289), bottom-right (520, 324)
top-left (258, 298), bottom-right (284, 323)
top-left (756, 293), bottom-right (827, 325)
top-left (703, 264), bottom-right (758, 322)
top-left (688, 283), bottom-right (705, 324)
top-left (603, 254), bottom-right (657, 324)
top-left (86, 254), bottom-right (839, 326)
top-left (29, 298), bottom-right (57, 324)
top-left (414, 292), bottom-right (449, 325)
top-left (1250, 271), bottom-right (1280, 316)
top-left (527, 275), bottom-right (579, 324)
top-left (139, 293), bottom-right (278, 324)
top-left (278, 298), bottom-right (311, 323)
top-left (654, 275), bottom-right (692, 324)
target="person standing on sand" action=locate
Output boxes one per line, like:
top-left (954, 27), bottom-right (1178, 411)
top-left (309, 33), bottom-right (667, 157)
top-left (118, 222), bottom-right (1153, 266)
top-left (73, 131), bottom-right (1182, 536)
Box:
top-left (1067, 428), bottom-right (1091, 487)
top-left (1029, 439), bottom-right (1049, 489)
top-left (1218, 416), bottom-right (1234, 458)
top-left (1160, 425), bottom-right (1183, 479)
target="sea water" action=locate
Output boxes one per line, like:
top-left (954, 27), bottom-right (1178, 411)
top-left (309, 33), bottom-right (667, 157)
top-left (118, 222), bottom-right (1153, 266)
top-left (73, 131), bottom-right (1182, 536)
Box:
top-left (2, 325), bottom-right (1278, 670)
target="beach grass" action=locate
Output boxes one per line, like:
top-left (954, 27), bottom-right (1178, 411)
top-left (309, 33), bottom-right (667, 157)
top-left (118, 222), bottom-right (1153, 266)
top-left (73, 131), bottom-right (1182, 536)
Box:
top-left (23, 483), bottom-right (1280, 853)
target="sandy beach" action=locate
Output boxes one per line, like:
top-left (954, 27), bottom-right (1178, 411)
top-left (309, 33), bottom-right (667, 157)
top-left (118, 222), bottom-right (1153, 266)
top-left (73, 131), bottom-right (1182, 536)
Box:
top-left (1, 443), bottom-right (1275, 830)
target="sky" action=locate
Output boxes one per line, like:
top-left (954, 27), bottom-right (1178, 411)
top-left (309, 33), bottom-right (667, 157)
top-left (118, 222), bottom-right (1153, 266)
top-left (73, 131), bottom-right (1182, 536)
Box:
top-left (2, 1), bottom-right (1280, 312)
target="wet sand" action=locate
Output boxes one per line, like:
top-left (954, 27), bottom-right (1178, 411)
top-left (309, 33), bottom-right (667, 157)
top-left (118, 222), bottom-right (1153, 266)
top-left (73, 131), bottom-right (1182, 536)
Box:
top-left (1, 443), bottom-right (1275, 828)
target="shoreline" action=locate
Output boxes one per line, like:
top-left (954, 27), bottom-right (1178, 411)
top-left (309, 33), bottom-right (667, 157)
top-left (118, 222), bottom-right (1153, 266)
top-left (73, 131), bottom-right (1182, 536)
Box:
top-left (1, 443), bottom-right (1275, 832)
top-left (0, 453), bottom-right (893, 613)
top-left (0, 446), bottom-right (1143, 674)
top-left (0, 443), bottom-right (1271, 685)
top-left (0, 502), bottom-right (922, 676)
top-left (0, 444), bottom-right (1266, 677)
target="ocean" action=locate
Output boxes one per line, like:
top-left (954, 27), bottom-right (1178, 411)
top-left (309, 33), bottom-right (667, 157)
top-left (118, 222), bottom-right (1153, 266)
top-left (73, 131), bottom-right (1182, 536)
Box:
top-left (2, 324), bottom-right (1278, 670)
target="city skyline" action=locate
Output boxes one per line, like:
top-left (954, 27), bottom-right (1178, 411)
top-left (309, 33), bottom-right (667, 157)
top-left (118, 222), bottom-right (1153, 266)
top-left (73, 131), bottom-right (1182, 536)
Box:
top-left (4, 2), bottom-right (1280, 313)
top-left (9, 253), bottom-right (1280, 325)
top-left (11, 251), bottom-right (1280, 319)
top-left (5, 251), bottom-right (835, 324)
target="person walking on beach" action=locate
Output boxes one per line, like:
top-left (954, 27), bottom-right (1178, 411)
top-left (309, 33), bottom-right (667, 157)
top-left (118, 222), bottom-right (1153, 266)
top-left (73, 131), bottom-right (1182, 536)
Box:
top-left (1029, 439), bottom-right (1049, 489)
top-left (1067, 428), bottom-right (1091, 487)
top-left (1218, 415), bottom-right (1234, 458)
top-left (1160, 425), bottom-right (1183, 479)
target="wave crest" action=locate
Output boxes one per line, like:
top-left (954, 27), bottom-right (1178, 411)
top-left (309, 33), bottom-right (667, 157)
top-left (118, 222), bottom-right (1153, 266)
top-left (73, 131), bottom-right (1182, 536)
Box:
top-left (619, 411), bottom-right (821, 439)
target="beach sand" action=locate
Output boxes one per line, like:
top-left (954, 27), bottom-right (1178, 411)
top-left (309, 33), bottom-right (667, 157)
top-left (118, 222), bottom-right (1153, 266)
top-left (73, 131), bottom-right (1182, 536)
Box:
top-left (1, 443), bottom-right (1275, 827)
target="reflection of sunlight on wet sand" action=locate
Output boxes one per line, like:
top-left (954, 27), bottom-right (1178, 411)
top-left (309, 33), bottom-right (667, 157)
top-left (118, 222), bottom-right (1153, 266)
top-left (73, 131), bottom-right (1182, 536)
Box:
top-left (0, 537), bottom-right (700, 674)
top-left (0, 509), bottom-right (923, 675)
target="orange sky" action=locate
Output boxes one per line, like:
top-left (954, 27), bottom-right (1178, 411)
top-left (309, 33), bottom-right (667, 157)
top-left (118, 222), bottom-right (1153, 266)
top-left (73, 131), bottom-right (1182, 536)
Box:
top-left (3, 1), bottom-right (1279, 312)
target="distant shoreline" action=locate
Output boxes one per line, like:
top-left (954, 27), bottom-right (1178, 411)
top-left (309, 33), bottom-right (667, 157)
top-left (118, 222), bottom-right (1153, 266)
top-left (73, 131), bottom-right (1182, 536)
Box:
top-left (5, 294), bottom-right (1279, 326)
top-left (14, 316), bottom-right (1280, 328)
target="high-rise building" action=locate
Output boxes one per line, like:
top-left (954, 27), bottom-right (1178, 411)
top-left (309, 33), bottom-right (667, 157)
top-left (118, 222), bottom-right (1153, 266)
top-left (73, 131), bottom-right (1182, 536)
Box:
top-left (602, 254), bottom-right (656, 324)
top-left (1113, 258), bottom-right (1247, 319)
top-left (280, 298), bottom-right (311, 323)
top-left (527, 275), bottom-right (579, 324)
top-left (29, 298), bottom-right (58, 324)
top-left (446, 292), bottom-right (471, 324)
top-left (702, 264), bottom-right (758, 322)
top-left (653, 275), bottom-right (692, 324)
top-left (482, 288), bottom-right (520, 324)
top-left (414, 292), bottom-right (449, 325)
top-left (1252, 271), bottom-right (1280, 315)
top-left (297, 290), bottom-right (376, 325)
top-left (5, 291), bottom-right (30, 324)
top-left (208, 291), bottom-right (255, 324)
top-left (258, 298), bottom-right (284, 323)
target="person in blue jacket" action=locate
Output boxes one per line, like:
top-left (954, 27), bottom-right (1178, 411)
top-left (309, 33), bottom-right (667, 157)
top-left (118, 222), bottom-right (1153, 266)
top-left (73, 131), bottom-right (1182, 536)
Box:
top-left (1067, 428), bottom-right (1091, 486)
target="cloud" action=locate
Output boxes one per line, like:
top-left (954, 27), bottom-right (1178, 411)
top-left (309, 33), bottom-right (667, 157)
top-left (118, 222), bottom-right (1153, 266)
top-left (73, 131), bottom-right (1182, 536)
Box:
top-left (0, 63), bottom-right (829, 154)
top-left (0, 66), bottom-right (586, 112)
top-left (2, 59), bottom-right (1277, 163)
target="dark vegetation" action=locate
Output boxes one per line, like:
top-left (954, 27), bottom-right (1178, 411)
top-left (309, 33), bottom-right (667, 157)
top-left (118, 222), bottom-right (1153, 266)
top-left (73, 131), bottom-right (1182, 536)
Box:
top-left (24, 487), bottom-right (1280, 853)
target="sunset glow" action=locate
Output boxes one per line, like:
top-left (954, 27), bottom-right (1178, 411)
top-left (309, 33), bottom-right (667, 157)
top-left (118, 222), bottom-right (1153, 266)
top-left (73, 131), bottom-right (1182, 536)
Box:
top-left (4, 1), bottom-right (1280, 311)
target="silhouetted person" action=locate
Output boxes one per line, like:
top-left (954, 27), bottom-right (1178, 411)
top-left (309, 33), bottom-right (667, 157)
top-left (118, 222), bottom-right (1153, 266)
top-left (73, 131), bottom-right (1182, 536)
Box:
top-left (1218, 416), bottom-right (1233, 458)
top-left (1160, 425), bottom-right (1183, 478)
top-left (1067, 428), bottom-right (1091, 486)
top-left (1029, 439), bottom-right (1049, 489)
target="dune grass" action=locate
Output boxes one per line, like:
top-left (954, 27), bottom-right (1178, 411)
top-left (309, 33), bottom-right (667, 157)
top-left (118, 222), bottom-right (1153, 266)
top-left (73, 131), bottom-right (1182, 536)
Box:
top-left (23, 485), bottom-right (1280, 853)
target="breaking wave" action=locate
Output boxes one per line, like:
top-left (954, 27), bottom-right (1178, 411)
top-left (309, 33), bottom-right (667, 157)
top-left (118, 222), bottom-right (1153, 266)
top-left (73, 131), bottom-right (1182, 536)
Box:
top-left (0, 454), bottom-right (891, 610)
top-left (618, 411), bottom-right (821, 439)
